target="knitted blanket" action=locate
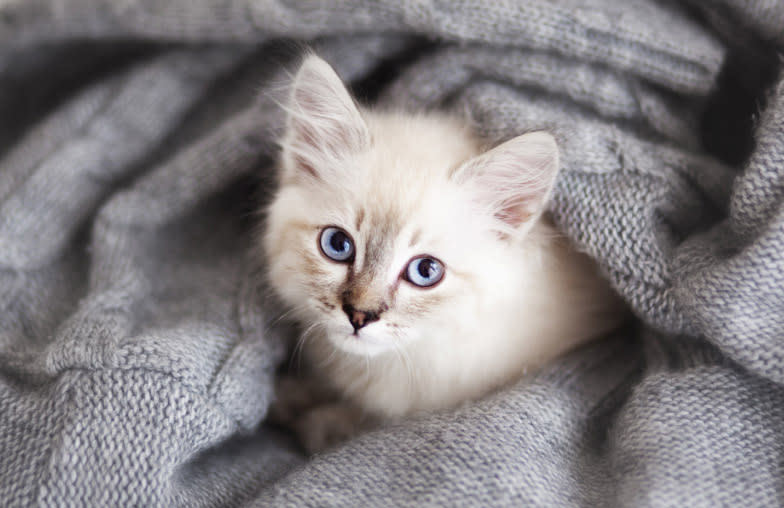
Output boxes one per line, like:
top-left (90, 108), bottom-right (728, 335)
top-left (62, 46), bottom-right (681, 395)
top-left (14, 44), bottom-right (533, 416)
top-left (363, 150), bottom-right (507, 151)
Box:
top-left (2, 1), bottom-right (783, 506)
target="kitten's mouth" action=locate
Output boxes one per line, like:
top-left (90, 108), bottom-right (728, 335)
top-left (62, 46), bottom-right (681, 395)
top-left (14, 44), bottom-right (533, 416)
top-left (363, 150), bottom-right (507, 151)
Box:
top-left (326, 324), bottom-right (390, 356)
top-left (343, 328), bottom-right (373, 342)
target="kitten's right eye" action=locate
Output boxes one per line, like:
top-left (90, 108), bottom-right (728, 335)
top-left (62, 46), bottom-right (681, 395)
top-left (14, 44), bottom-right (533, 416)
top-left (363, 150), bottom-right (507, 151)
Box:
top-left (319, 227), bottom-right (355, 262)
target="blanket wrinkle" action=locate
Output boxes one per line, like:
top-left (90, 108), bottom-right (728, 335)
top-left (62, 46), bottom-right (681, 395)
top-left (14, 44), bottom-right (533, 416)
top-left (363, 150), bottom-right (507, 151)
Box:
top-left (1, 1), bottom-right (784, 506)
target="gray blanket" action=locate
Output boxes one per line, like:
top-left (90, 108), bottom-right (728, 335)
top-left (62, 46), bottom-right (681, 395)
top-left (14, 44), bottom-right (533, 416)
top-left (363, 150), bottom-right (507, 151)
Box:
top-left (2, 1), bottom-right (783, 506)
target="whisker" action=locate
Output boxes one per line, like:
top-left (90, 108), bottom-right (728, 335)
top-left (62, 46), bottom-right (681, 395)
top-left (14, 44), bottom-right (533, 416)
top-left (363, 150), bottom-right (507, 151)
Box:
top-left (364, 351), bottom-right (371, 387)
top-left (290, 319), bottom-right (326, 371)
top-left (392, 342), bottom-right (411, 396)
top-left (392, 330), bottom-right (417, 396)
top-left (269, 306), bottom-right (298, 327)
top-left (318, 326), bottom-right (348, 368)
top-left (323, 337), bottom-right (342, 368)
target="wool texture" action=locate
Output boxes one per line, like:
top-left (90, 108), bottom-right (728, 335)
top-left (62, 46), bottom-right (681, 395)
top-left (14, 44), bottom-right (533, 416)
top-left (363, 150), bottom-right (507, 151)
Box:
top-left (1, 1), bottom-right (783, 506)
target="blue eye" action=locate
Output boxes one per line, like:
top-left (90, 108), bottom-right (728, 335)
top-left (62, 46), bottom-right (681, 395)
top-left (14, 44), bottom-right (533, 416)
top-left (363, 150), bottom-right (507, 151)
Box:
top-left (319, 227), bottom-right (355, 262)
top-left (405, 256), bottom-right (444, 288)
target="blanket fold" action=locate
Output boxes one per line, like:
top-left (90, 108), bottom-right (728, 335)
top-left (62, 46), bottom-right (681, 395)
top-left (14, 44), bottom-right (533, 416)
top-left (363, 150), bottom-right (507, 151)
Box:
top-left (1, 1), bottom-right (783, 506)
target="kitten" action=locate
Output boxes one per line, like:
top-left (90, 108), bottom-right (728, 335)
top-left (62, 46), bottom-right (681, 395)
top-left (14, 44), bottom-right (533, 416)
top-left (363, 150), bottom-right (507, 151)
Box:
top-left (263, 55), bottom-right (626, 453)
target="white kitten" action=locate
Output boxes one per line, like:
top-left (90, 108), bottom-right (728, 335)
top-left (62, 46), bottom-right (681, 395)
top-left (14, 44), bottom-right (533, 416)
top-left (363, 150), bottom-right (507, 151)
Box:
top-left (263, 55), bottom-right (626, 452)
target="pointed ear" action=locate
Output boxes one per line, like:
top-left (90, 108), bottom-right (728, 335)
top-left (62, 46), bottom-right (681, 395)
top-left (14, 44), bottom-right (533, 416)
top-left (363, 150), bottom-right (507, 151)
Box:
top-left (454, 131), bottom-right (559, 234)
top-left (281, 55), bottom-right (370, 180)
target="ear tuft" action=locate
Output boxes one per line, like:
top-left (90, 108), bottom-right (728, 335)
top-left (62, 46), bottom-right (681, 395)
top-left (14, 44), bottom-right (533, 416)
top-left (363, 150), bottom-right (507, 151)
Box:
top-left (282, 55), bottom-right (370, 180)
top-left (454, 131), bottom-right (559, 233)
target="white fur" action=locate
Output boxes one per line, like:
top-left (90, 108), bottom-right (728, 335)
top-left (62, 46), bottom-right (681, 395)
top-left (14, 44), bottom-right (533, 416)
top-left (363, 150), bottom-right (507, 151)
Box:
top-left (263, 55), bottom-right (625, 419)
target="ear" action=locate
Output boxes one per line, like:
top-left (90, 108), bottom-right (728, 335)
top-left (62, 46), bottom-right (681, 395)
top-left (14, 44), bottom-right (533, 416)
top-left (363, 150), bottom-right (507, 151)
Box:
top-left (281, 55), bottom-right (370, 180)
top-left (453, 131), bottom-right (559, 234)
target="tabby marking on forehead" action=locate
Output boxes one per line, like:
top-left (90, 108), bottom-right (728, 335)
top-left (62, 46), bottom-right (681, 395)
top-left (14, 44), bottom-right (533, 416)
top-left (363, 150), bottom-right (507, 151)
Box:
top-left (361, 226), bottom-right (394, 274)
top-left (355, 208), bottom-right (365, 232)
top-left (341, 265), bottom-right (391, 311)
top-left (350, 204), bottom-right (403, 272)
top-left (408, 229), bottom-right (422, 248)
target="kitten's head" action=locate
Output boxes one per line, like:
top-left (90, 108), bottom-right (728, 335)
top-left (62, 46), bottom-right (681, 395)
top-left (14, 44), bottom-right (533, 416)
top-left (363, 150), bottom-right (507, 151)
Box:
top-left (264, 55), bottom-right (559, 357)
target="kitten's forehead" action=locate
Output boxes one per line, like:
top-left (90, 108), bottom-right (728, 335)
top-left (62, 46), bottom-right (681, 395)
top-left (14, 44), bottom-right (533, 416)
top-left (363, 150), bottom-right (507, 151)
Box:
top-left (364, 112), bottom-right (479, 175)
top-left (345, 112), bottom-right (479, 229)
top-left (300, 109), bottom-right (483, 272)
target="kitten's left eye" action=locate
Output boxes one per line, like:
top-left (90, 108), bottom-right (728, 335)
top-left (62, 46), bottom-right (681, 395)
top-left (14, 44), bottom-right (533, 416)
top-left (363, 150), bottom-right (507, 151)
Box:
top-left (405, 256), bottom-right (444, 288)
top-left (319, 226), bottom-right (355, 262)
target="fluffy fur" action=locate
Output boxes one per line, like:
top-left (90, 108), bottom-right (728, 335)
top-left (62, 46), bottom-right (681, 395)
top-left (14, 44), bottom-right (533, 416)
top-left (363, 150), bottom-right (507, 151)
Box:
top-left (263, 55), bottom-right (625, 450)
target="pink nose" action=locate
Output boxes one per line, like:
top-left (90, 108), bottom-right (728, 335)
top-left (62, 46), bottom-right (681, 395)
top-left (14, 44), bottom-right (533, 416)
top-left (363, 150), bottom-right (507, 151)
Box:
top-left (342, 303), bottom-right (380, 332)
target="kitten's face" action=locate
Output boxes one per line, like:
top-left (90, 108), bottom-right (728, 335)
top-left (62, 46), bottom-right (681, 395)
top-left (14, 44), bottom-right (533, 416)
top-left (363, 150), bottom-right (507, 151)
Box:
top-left (264, 56), bottom-right (558, 357)
top-left (266, 127), bottom-right (493, 356)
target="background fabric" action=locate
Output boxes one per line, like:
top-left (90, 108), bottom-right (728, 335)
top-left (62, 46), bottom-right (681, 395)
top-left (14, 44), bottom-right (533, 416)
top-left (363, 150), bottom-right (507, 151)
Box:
top-left (1, 1), bottom-right (783, 506)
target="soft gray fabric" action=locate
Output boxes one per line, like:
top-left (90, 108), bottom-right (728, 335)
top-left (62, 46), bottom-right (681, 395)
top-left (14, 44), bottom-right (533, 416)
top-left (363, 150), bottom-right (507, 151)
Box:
top-left (1, 1), bottom-right (782, 506)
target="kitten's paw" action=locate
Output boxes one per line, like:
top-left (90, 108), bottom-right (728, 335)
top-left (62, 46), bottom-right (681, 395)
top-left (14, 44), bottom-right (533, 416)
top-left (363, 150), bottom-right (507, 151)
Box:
top-left (269, 373), bottom-right (342, 424)
top-left (293, 404), bottom-right (367, 455)
top-left (268, 375), bottom-right (321, 425)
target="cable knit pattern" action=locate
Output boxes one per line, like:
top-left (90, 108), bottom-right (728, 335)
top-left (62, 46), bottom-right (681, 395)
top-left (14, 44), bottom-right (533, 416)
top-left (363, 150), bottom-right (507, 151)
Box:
top-left (0, 1), bottom-right (782, 506)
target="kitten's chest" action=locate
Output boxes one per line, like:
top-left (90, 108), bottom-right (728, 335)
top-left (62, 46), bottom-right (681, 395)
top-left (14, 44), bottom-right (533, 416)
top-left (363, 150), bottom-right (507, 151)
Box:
top-left (305, 328), bottom-right (513, 419)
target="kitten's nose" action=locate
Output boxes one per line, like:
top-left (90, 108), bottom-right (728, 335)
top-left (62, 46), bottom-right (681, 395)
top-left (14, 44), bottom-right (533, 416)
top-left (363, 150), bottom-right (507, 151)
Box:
top-left (342, 303), bottom-right (380, 332)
